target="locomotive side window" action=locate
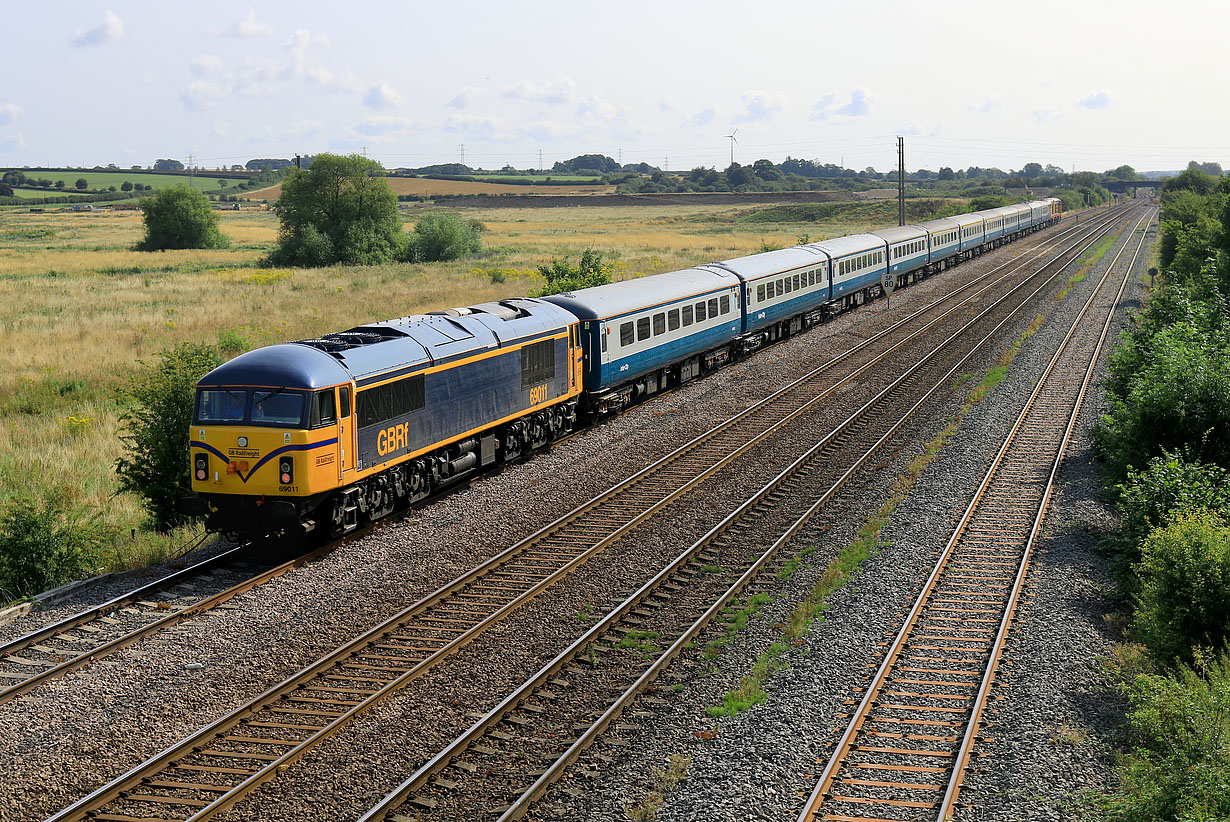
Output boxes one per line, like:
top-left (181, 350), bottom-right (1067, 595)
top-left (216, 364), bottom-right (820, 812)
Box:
top-left (310, 390), bottom-right (337, 428)
top-left (339, 386), bottom-right (351, 419)
top-left (358, 375), bottom-right (425, 429)
top-left (521, 339), bottom-right (555, 389)
top-left (620, 321), bottom-right (634, 346)
top-left (720, 295), bottom-right (730, 314)
top-left (653, 313), bottom-right (666, 336)
top-left (668, 309), bottom-right (680, 331)
top-left (637, 317), bottom-right (651, 341)
top-left (695, 301), bottom-right (706, 322)
top-left (682, 305), bottom-right (694, 326)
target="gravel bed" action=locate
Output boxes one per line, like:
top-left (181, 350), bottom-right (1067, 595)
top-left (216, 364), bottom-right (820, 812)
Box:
top-left (0, 217), bottom-right (1091, 822)
top-left (520, 208), bottom-right (1146, 822)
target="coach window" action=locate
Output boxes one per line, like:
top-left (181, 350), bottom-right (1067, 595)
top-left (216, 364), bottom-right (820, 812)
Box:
top-left (707, 298), bottom-right (718, 318)
top-left (653, 312), bottom-right (666, 336)
top-left (620, 321), bottom-right (634, 346)
top-left (695, 301), bottom-right (706, 322)
top-left (757, 283), bottom-right (766, 301)
top-left (720, 295), bottom-right (730, 314)
top-left (784, 277), bottom-right (793, 293)
top-left (793, 274), bottom-right (800, 290)
top-left (775, 279), bottom-right (784, 297)
top-left (668, 308), bottom-right (680, 331)
top-left (637, 317), bottom-right (651, 341)
top-left (682, 304), bottom-right (694, 326)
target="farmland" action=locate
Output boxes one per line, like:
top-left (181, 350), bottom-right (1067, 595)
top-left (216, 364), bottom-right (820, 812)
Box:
top-left (3, 169), bottom-right (211, 192)
top-left (0, 198), bottom-right (959, 572)
top-left (246, 175), bottom-right (614, 200)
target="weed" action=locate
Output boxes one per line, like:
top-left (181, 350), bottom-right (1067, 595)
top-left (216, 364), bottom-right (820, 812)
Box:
top-left (624, 753), bottom-right (689, 822)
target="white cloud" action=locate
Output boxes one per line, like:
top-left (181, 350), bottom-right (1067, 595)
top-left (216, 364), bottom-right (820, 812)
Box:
top-left (1078, 91), bottom-right (1110, 110)
top-left (224, 9), bottom-right (271, 38)
top-left (689, 107), bottom-right (716, 127)
top-left (503, 78), bottom-right (575, 106)
top-left (811, 87), bottom-right (873, 120)
top-left (72, 11), bottom-right (123, 47)
top-left (213, 120), bottom-right (230, 138)
top-left (0, 103), bottom-right (23, 125)
top-left (355, 115), bottom-right (416, 136)
top-left (364, 81), bottom-right (405, 110)
top-left (735, 91), bottom-right (785, 123)
top-left (0, 133), bottom-right (28, 152)
top-left (968, 96), bottom-right (999, 115)
top-left (444, 114), bottom-right (511, 141)
top-left (191, 55), bottom-right (223, 77)
top-left (283, 120), bottom-right (322, 140)
top-left (180, 81), bottom-right (226, 111)
top-left (1031, 108), bottom-right (1061, 124)
top-left (447, 86), bottom-right (485, 109)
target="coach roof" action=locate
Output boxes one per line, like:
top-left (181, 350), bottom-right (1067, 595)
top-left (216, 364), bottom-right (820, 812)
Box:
top-left (540, 266), bottom-right (741, 321)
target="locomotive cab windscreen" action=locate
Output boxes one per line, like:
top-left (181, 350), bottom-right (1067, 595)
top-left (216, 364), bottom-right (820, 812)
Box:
top-left (195, 388), bottom-right (309, 427)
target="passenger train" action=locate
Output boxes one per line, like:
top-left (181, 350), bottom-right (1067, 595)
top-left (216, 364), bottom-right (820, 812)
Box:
top-left (179, 198), bottom-right (1062, 538)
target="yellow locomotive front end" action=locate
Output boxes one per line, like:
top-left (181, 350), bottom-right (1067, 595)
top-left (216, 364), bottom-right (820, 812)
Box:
top-left (178, 344), bottom-right (356, 537)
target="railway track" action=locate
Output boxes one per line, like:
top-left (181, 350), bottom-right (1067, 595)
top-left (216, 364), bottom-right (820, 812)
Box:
top-left (37, 206), bottom-right (1132, 822)
top-left (351, 205), bottom-right (1146, 822)
top-left (795, 209), bottom-right (1153, 822)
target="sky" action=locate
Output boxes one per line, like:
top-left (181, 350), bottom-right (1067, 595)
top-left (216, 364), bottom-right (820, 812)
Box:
top-left (2, 0), bottom-right (1227, 174)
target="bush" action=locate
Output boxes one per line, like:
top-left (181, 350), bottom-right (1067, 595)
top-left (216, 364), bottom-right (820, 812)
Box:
top-left (135, 185), bottom-right (230, 251)
top-left (1116, 454), bottom-right (1230, 553)
top-left (1132, 510), bottom-right (1230, 666)
top-left (533, 249), bottom-right (614, 296)
top-left (0, 496), bottom-right (101, 601)
top-left (405, 212), bottom-right (483, 262)
top-left (1101, 654), bottom-right (1230, 821)
top-left (115, 343), bottom-right (223, 531)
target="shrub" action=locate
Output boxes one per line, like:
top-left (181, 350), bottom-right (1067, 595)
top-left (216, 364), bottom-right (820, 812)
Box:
top-left (532, 249), bottom-right (614, 296)
top-left (1132, 510), bottom-right (1230, 666)
top-left (115, 342), bottom-right (223, 531)
top-left (1116, 454), bottom-right (1230, 556)
top-left (1101, 654), bottom-right (1230, 821)
top-left (0, 496), bottom-right (101, 602)
top-left (135, 185), bottom-right (230, 251)
top-left (405, 212), bottom-right (484, 262)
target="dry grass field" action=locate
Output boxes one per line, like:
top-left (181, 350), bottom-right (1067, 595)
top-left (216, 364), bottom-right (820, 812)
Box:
top-left (0, 200), bottom-right (909, 573)
top-left (247, 176), bottom-right (614, 200)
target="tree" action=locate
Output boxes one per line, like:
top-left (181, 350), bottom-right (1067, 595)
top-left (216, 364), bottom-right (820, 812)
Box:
top-left (938, 167), bottom-right (955, 181)
top-left (154, 158), bottom-right (185, 171)
top-left (55, 180), bottom-right (65, 189)
top-left (406, 212), bottom-right (483, 262)
top-left (1022, 162), bottom-right (1043, 177)
top-left (0, 183), bottom-right (12, 197)
top-left (217, 179), bottom-right (227, 189)
top-left (135, 185), bottom-right (230, 251)
top-left (115, 343), bottom-right (224, 531)
top-left (269, 153), bottom-right (406, 266)
top-left (121, 181), bottom-right (133, 192)
top-left (75, 178), bottom-right (88, 190)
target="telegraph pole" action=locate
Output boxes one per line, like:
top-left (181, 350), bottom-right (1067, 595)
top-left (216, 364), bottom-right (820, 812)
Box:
top-left (187, 153), bottom-right (194, 189)
top-left (538, 149), bottom-right (543, 172)
top-left (897, 136), bottom-right (905, 226)
top-left (459, 144), bottom-right (465, 166)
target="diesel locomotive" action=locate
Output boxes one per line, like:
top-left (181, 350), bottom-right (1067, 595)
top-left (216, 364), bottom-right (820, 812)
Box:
top-left (179, 198), bottom-right (1061, 538)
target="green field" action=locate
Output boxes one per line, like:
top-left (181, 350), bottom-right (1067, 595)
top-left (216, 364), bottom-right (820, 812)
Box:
top-left (3, 169), bottom-right (233, 194)
top-left (475, 174), bottom-right (601, 182)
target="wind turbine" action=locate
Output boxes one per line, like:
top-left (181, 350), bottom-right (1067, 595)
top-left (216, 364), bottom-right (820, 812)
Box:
top-left (725, 127), bottom-right (739, 167)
